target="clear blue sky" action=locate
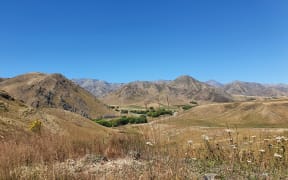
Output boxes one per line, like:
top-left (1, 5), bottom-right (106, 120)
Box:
top-left (0, 0), bottom-right (287, 83)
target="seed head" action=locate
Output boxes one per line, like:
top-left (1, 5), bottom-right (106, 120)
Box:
top-left (274, 153), bottom-right (282, 158)
top-left (146, 141), bottom-right (154, 146)
top-left (187, 140), bottom-right (193, 145)
top-left (259, 149), bottom-right (265, 153)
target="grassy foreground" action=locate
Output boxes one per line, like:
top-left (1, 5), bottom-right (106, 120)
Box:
top-left (1, 124), bottom-right (288, 179)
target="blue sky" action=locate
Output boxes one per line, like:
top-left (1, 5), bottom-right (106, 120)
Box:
top-left (0, 0), bottom-right (287, 83)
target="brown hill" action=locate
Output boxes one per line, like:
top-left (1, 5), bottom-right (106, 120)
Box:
top-left (167, 99), bottom-right (288, 128)
top-left (0, 90), bottom-right (112, 138)
top-left (224, 81), bottom-right (288, 97)
top-left (0, 78), bottom-right (8, 83)
top-left (0, 73), bottom-right (110, 119)
top-left (102, 75), bottom-right (232, 106)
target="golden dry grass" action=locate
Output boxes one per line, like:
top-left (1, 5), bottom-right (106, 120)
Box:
top-left (2, 94), bottom-right (288, 179)
top-left (164, 100), bottom-right (288, 128)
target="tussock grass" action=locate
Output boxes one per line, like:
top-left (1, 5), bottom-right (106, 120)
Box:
top-left (1, 124), bottom-right (288, 179)
top-left (118, 125), bottom-right (288, 179)
top-left (166, 100), bottom-right (288, 128)
top-left (0, 131), bottom-right (105, 179)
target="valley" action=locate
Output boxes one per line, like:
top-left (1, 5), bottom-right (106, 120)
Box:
top-left (1, 73), bottom-right (288, 179)
top-left (2, 0), bottom-right (287, 178)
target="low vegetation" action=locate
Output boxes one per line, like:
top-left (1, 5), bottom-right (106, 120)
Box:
top-left (182, 104), bottom-right (193, 111)
top-left (147, 108), bottom-right (173, 117)
top-left (29, 119), bottom-right (42, 133)
top-left (94, 115), bottom-right (148, 127)
top-left (2, 126), bottom-right (288, 179)
top-left (113, 106), bottom-right (175, 118)
top-left (3, 125), bottom-right (132, 178)
top-left (130, 109), bottom-right (149, 114)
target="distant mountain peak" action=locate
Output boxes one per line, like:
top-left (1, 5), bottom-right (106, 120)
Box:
top-left (174, 75), bottom-right (196, 81)
top-left (205, 80), bottom-right (224, 88)
top-left (73, 79), bottom-right (123, 97)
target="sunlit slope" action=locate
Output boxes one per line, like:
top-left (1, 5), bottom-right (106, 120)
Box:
top-left (103, 75), bottom-right (232, 106)
top-left (0, 73), bottom-right (111, 119)
top-left (0, 90), bottom-right (113, 139)
top-left (166, 100), bottom-right (288, 128)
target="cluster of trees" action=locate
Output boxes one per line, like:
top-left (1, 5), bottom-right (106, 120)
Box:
top-left (147, 108), bottom-right (173, 117)
top-left (94, 115), bottom-right (147, 127)
top-left (120, 107), bottom-right (174, 118)
top-left (120, 110), bottom-right (129, 114)
top-left (130, 109), bottom-right (149, 114)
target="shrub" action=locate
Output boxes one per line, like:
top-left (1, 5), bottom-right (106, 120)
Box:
top-left (147, 108), bottom-right (173, 117)
top-left (182, 105), bottom-right (193, 111)
top-left (135, 115), bottom-right (147, 123)
top-left (116, 116), bottom-right (130, 126)
top-left (94, 116), bottom-right (147, 127)
top-left (121, 110), bottom-right (129, 114)
top-left (147, 111), bottom-right (158, 117)
top-left (190, 101), bottom-right (198, 105)
top-left (29, 120), bottom-right (42, 133)
top-left (95, 120), bottom-right (113, 127)
top-left (130, 110), bottom-right (148, 114)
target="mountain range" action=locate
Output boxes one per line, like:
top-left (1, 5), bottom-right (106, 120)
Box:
top-left (72, 79), bottom-right (123, 97)
top-left (1, 73), bottom-right (288, 112)
top-left (223, 81), bottom-right (288, 97)
top-left (101, 75), bottom-right (232, 106)
top-left (1, 72), bottom-right (288, 138)
top-left (73, 76), bottom-right (288, 106)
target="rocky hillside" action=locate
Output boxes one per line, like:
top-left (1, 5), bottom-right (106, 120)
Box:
top-left (0, 90), bottom-right (112, 139)
top-left (224, 81), bottom-right (288, 97)
top-left (0, 73), bottom-right (110, 119)
top-left (102, 75), bottom-right (232, 106)
top-left (73, 79), bottom-right (123, 97)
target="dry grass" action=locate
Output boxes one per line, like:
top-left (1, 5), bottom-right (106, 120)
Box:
top-left (166, 100), bottom-right (288, 128)
top-left (0, 131), bottom-right (145, 179)
top-left (120, 125), bottom-right (288, 179)
top-left (1, 124), bottom-right (288, 179)
top-left (2, 97), bottom-right (288, 179)
top-left (0, 131), bottom-right (105, 179)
